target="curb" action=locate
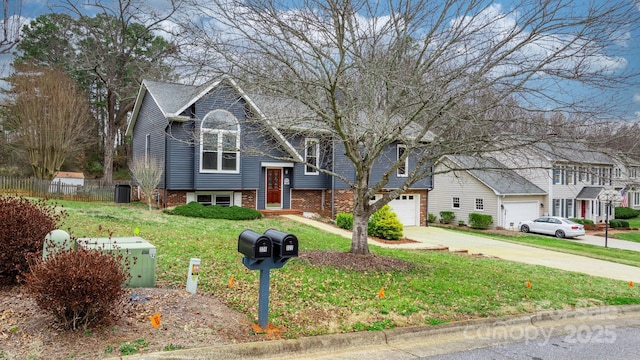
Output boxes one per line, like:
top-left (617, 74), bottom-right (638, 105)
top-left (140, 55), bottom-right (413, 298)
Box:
top-left (116, 305), bottom-right (640, 359)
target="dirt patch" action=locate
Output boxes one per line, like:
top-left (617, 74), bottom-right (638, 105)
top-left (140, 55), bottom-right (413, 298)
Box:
top-left (0, 284), bottom-right (268, 360)
top-left (0, 250), bottom-right (416, 359)
top-left (299, 250), bottom-right (415, 272)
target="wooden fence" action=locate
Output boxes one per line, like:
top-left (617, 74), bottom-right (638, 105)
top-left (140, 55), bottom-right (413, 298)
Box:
top-left (0, 176), bottom-right (129, 202)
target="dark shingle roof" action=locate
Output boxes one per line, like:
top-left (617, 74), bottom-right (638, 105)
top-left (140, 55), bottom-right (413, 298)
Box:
top-left (446, 155), bottom-right (546, 195)
top-left (576, 187), bottom-right (604, 200)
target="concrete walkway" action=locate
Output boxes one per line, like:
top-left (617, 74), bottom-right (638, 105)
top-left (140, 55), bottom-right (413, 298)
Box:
top-left (282, 215), bottom-right (640, 283)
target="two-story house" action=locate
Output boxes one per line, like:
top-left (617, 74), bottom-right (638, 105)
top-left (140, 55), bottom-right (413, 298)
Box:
top-left (612, 156), bottom-right (640, 210)
top-left (125, 77), bottom-right (433, 226)
top-left (430, 142), bottom-right (618, 229)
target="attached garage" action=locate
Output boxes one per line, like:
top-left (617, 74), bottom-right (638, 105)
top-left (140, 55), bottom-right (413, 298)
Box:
top-left (373, 194), bottom-right (420, 226)
top-left (502, 202), bottom-right (539, 230)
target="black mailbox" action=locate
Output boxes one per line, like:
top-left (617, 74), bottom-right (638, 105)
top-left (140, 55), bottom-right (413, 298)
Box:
top-left (264, 229), bottom-right (298, 258)
top-left (238, 229), bottom-right (273, 259)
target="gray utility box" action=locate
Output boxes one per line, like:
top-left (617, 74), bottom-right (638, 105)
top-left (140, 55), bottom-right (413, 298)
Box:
top-left (78, 236), bottom-right (156, 288)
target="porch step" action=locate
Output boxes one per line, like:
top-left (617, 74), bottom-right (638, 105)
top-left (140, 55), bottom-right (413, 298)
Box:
top-left (260, 209), bottom-right (304, 217)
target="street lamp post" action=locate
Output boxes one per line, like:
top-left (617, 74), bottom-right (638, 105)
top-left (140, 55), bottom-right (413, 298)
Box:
top-left (598, 189), bottom-right (622, 248)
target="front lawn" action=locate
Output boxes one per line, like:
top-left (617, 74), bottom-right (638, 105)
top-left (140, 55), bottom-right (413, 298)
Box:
top-left (54, 200), bottom-right (639, 337)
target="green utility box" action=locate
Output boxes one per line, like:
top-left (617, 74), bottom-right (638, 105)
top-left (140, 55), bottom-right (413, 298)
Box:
top-left (78, 237), bottom-right (157, 288)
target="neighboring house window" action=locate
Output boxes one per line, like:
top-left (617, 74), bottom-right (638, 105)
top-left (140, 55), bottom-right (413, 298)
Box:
top-left (634, 192), bottom-right (640, 207)
top-left (566, 199), bottom-right (574, 218)
top-left (145, 134), bottom-right (151, 167)
top-left (630, 168), bottom-right (637, 178)
top-left (566, 167), bottom-right (574, 185)
top-left (553, 169), bottom-right (561, 184)
top-left (452, 197), bottom-right (460, 208)
top-left (397, 144), bottom-right (408, 177)
top-left (200, 110), bottom-right (240, 173)
top-left (474, 198), bottom-right (484, 211)
top-left (304, 138), bottom-right (319, 175)
top-left (614, 168), bottom-right (622, 178)
top-left (552, 199), bottom-right (561, 216)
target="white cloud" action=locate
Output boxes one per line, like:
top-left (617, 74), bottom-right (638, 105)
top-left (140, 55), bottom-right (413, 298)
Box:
top-left (633, 93), bottom-right (640, 104)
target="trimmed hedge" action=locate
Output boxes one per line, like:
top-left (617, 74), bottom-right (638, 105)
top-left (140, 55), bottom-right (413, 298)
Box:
top-left (336, 212), bottom-right (354, 230)
top-left (468, 213), bottom-right (493, 229)
top-left (614, 207), bottom-right (640, 220)
top-left (428, 213), bottom-right (437, 224)
top-left (368, 205), bottom-right (403, 240)
top-left (609, 219), bottom-right (630, 228)
top-left (569, 218), bottom-right (595, 226)
top-left (165, 202), bottom-right (262, 220)
top-left (439, 211), bottom-right (455, 224)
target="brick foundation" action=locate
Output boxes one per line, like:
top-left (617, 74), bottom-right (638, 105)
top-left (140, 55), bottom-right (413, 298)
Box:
top-left (291, 190), bottom-right (331, 217)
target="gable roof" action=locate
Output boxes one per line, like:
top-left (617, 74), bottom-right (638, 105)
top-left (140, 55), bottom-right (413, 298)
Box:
top-left (443, 155), bottom-right (546, 195)
top-left (125, 77), bottom-right (303, 161)
top-left (531, 142), bottom-right (613, 165)
top-left (576, 186), bottom-right (604, 200)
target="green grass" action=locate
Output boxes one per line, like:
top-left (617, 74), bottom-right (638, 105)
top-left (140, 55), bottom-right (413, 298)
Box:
top-left (51, 200), bottom-right (640, 338)
top-left (439, 226), bottom-right (640, 268)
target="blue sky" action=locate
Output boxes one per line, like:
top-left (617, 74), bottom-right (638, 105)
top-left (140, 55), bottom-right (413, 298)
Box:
top-left (5, 0), bottom-right (640, 119)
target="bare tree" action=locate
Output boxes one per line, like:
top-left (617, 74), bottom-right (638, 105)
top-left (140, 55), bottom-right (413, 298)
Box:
top-left (4, 64), bottom-right (93, 180)
top-left (184, 0), bottom-right (640, 254)
top-left (0, 0), bottom-right (21, 55)
top-left (129, 156), bottom-right (164, 210)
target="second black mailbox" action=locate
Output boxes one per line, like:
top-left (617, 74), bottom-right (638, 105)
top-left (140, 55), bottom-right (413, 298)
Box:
top-left (264, 229), bottom-right (298, 258)
top-left (238, 229), bottom-right (273, 259)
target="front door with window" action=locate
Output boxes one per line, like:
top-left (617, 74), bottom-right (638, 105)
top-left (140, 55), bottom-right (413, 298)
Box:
top-left (266, 168), bottom-right (282, 208)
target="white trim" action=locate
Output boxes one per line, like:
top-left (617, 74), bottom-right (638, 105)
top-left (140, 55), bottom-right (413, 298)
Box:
top-left (199, 110), bottom-right (240, 174)
top-left (304, 138), bottom-right (320, 175)
top-left (265, 168), bottom-right (283, 209)
top-left (397, 144), bottom-right (408, 177)
top-left (261, 162), bottom-right (294, 167)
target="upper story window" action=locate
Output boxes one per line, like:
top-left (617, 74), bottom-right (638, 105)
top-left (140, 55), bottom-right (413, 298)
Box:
top-left (145, 134), bottom-right (151, 167)
top-left (615, 168), bottom-right (622, 178)
top-left (553, 168), bottom-right (561, 184)
top-left (397, 144), bottom-right (408, 177)
top-left (304, 138), bottom-right (319, 175)
top-left (452, 197), bottom-right (460, 208)
top-left (630, 168), bottom-right (638, 178)
top-left (200, 110), bottom-right (240, 173)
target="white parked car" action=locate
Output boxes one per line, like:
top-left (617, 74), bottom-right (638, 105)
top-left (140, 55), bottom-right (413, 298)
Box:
top-left (518, 216), bottom-right (585, 238)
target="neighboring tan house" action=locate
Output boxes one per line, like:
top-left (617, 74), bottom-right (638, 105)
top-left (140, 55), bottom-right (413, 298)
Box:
top-left (494, 142), bottom-right (615, 223)
top-left (430, 155), bottom-right (546, 230)
top-left (125, 76), bottom-right (433, 226)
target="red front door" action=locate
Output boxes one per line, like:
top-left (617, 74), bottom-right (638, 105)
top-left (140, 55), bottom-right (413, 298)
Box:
top-left (266, 168), bottom-right (282, 206)
top-left (581, 201), bottom-right (586, 218)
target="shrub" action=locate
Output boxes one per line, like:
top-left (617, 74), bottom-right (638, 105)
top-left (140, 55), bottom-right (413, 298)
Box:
top-left (25, 249), bottom-right (128, 330)
top-left (468, 213), bottom-right (493, 229)
top-left (0, 196), bottom-right (66, 284)
top-left (368, 205), bottom-right (403, 240)
top-left (614, 207), bottom-right (640, 219)
top-left (336, 212), bottom-right (354, 230)
top-left (428, 213), bottom-right (437, 224)
top-left (165, 202), bottom-right (262, 220)
top-left (609, 219), bottom-right (630, 228)
top-left (439, 211), bottom-right (455, 224)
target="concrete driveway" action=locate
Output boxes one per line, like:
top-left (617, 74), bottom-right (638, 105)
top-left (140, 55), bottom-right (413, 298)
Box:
top-left (402, 226), bottom-right (639, 283)
top-left (282, 216), bottom-right (639, 283)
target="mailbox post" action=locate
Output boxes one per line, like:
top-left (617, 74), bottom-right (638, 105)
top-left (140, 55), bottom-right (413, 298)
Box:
top-left (238, 229), bottom-right (298, 329)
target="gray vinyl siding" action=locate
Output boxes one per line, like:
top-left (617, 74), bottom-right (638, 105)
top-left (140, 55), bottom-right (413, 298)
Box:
top-left (166, 121), bottom-right (194, 189)
top-left (287, 134), bottom-right (331, 189)
top-left (332, 141), bottom-right (433, 190)
top-left (131, 93), bottom-right (167, 188)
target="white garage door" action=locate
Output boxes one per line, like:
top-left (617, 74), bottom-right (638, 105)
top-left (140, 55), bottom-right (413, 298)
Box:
top-left (387, 194), bottom-right (420, 226)
top-left (503, 202), bottom-right (539, 230)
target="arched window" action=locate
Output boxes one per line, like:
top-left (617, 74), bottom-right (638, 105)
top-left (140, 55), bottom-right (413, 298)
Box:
top-left (200, 110), bottom-right (240, 172)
